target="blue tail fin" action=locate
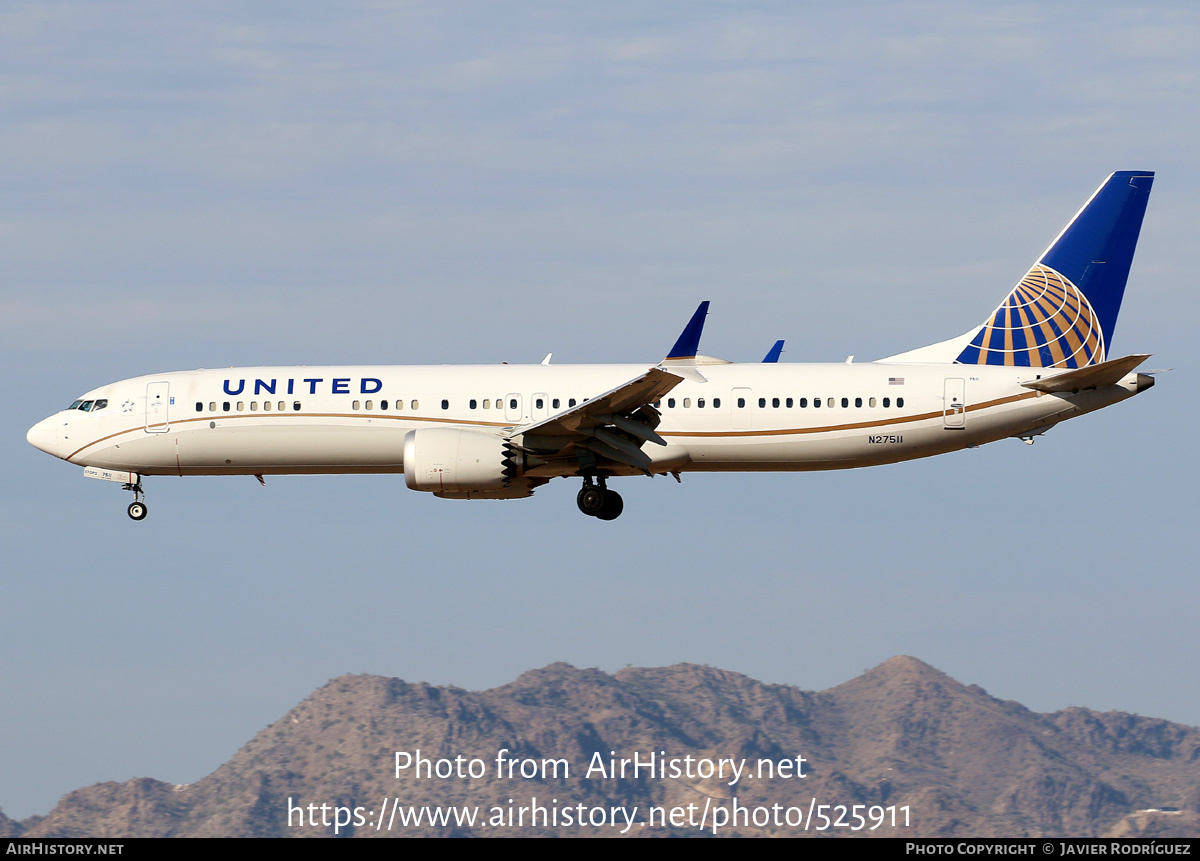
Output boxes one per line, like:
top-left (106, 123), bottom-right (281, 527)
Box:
top-left (955, 171), bottom-right (1154, 368)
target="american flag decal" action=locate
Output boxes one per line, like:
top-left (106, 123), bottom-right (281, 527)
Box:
top-left (888, 377), bottom-right (905, 385)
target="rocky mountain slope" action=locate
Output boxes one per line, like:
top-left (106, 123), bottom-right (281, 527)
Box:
top-left (5, 657), bottom-right (1198, 837)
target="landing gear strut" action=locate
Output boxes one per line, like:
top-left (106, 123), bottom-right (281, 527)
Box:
top-left (576, 476), bottom-right (623, 521)
top-left (123, 479), bottom-right (148, 521)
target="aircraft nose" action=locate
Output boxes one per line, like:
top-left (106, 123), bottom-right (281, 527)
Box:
top-left (27, 417), bottom-right (61, 458)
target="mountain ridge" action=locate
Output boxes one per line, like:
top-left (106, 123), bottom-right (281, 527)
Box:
top-left (5, 656), bottom-right (1198, 837)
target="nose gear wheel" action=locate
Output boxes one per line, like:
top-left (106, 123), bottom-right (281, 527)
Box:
top-left (122, 478), bottom-right (148, 521)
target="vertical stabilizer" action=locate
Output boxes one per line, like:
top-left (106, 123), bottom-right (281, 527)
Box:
top-left (882, 172), bottom-right (1154, 367)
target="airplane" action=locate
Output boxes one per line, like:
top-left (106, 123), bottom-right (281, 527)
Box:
top-left (27, 171), bottom-right (1157, 522)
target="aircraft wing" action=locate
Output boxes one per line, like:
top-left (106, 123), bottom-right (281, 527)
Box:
top-left (507, 366), bottom-right (684, 472)
top-left (1020, 354), bottom-right (1151, 393)
top-left (506, 302), bottom-right (709, 473)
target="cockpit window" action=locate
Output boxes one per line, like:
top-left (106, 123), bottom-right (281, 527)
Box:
top-left (69, 400), bottom-right (83, 410)
top-left (78, 400), bottom-right (95, 412)
top-left (92, 399), bottom-right (107, 411)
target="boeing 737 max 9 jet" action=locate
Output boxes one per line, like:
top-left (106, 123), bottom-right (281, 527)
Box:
top-left (27, 171), bottom-right (1158, 521)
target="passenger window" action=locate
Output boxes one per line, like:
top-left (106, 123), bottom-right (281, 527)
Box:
top-left (786, 398), bottom-right (793, 408)
top-left (552, 398), bottom-right (560, 409)
top-left (223, 402), bottom-right (230, 412)
top-left (814, 398), bottom-right (821, 408)
top-left (353, 400), bottom-right (361, 410)
top-left (365, 400), bottom-right (373, 410)
top-left (278, 401), bottom-right (285, 411)
top-left (869, 397), bottom-right (876, 407)
top-left (667, 398), bottom-right (676, 408)
top-left (535, 398), bottom-right (544, 409)
top-left (758, 398), bottom-right (766, 408)
top-left (195, 402), bottom-right (203, 412)
top-left (569, 398), bottom-right (577, 407)
top-left (250, 402), bottom-right (258, 411)
top-left (772, 397), bottom-right (780, 408)
top-left (800, 398), bottom-right (807, 407)
top-left (697, 398), bottom-right (705, 408)
top-left (396, 400), bottom-right (404, 410)
top-left (263, 401), bottom-right (272, 411)
top-left (737, 398), bottom-right (745, 408)
top-left (381, 400), bottom-right (388, 410)
top-left (897, 397), bottom-right (904, 408)
top-left (470, 399), bottom-right (477, 410)
top-left (508, 399), bottom-right (516, 410)
top-left (237, 401), bottom-right (245, 411)
top-left (713, 398), bottom-right (721, 408)
top-left (841, 397), bottom-right (849, 408)
top-left (441, 399), bottom-right (449, 410)
top-left (411, 400), bottom-right (419, 410)
top-left (855, 397), bottom-right (862, 408)
top-left (293, 401), bottom-right (301, 411)
top-left (883, 397), bottom-right (890, 408)
top-left (683, 398), bottom-right (691, 408)
top-left (482, 399), bottom-right (489, 409)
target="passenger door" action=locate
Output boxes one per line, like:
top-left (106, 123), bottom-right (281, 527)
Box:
top-left (943, 378), bottom-right (966, 429)
top-left (504, 393), bottom-right (523, 424)
top-left (145, 382), bottom-right (170, 433)
top-left (732, 387), bottom-right (753, 430)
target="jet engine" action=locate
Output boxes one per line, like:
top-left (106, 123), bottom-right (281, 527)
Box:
top-left (403, 428), bottom-right (533, 499)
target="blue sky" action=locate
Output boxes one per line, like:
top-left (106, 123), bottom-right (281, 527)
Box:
top-left (2, 1), bottom-right (1198, 819)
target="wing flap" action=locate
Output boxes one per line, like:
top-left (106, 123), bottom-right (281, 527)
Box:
top-left (506, 304), bottom-right (708, 472)
top-left (508, 366), bottom-right (686, 473)
top-left (513, 367), bottom-right (683, 439)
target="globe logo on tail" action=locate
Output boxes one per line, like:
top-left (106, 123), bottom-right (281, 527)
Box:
top-left (956, 264), bottom-right (1104, 368)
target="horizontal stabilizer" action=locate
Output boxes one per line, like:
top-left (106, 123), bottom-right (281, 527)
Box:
top-left (1020, 354), bottom-right (1150, 393)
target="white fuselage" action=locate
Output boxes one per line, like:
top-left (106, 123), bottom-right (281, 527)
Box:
top-left (27, 361), bottom-right (1143, 478)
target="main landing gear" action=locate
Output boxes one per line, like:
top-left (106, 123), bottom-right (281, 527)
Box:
top-left (577, 476), bottom-right (623, 521)
top-left (123, 478), bottom-right (148, 521)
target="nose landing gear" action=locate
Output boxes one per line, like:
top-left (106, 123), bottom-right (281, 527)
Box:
top-left (123, 478), bottom-right (148, 521)
top-left (577, 476), bottom-right (623, 521)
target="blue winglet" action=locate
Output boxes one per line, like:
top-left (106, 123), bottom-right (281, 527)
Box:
top-left (666, 301), bottom-right (709, 360)
top-left (762, 340), bottom-right (785, 363)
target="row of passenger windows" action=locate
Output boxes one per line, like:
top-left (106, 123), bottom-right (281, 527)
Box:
top-left (195, 400), bottom-right (424, 413)
top-left (192, 394), bottom-right (906, 415)
top-left (470, 397), bottom-right (579, 411)
top-left (198, 401), bottom-right (302, 412)
top-left (657, 396), bottom-right (904, 409)
top-left (193, 398), bottom-right (580, 414)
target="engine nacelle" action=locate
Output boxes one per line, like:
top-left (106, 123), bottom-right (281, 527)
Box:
top-left (403, 428), bottom-right (522, 495)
